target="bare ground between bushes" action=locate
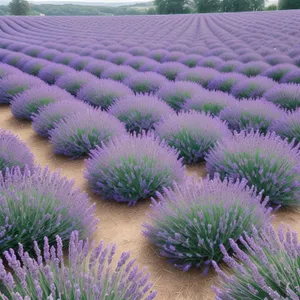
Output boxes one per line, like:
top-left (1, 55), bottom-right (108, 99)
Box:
top-left (0, 104), bottom-right (299, 300)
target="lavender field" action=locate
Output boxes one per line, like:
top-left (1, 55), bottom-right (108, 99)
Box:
top-left (0, 9), bottom-right (300, 300)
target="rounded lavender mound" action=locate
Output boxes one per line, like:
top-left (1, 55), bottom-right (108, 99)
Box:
top-left (0, 74), bottom-right (43, 104)
top-left (85, 132), bottom-right (184, 204)
top-left (281, 69), bottom-right (300, 84)
top-left (264, 83), bottom-right (300, 111)
top-left (0, 166), bottom-right (96, 253)
top-left (101, 65), bottom-right (137, 83)
top-left (231, 76), bottom-right (276, 99)
top-left (0, 63), bottom-right (20, 79)
top-left (55, 71), bottom-right (96, 96)
top-left (270, 109), bottom-right (300, 144)
top-left (0, 231), bottom-right (157, 300)
top-left (156, 111), bottom-right (231, 164)
top-left (50, 108), bottom-right (126, 158)
top-left (11, 85), bottom-right (73, 120)
top-left (38, 49), bottom-right (60, 61)
top-left (124, 72), bottom-right (168, 94)
top-left (38, 64), bottom-right (72, 85)
top-left (219, 99), bottom-right (282, 133)
top-left (21, 45), bottom-right (44, 57)
top-left (176, 67), bottom-right (219, 88)
top-left (237, 61), bottom-right (270, 77)
top-left (2, 52), bottom-right (27, 67)
top-left (0, 129), bottom-right (34, 172)
top-left (184, 90), bottom-right (236, 116)
top-left (21, 59), bottom-right (48, 76)
top-left (153, 62), bottom-right (187, 81)
top-left (32, 99), bottom-right (90, 137)
top-left (198, 56), bottom-right (223, 68)
top-left (53, 52), bottom-right (79, 65)
top-left (156, 81), bottom-right (202, 112)
top-left (83, 60), bottom-right (114, 78)
top-left (206, 130), bottom-right (300, 207)
top-left (77, 79), bottom-right (133, 110)
top-left (68, 56), bottom-right (91, 71)
top-left (108, 95), bottom-right (174, 133)
top-left (207, 73), bottom-right (246, 93)
top-left (262, 63), bottom-right (297, 82)
top-left (143, 175), bottom-right (271, 271)
top-left (213, 225), bottom-right (300, 300)
top-left (217, 60), bottom-right (243, 73)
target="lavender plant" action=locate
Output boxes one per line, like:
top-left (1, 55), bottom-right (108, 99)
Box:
top-left (143, 175), bottom-right (271, 271)
top-left (206, 130), bottom-right (300, 207)
top-left (281, 69), bottom-right (300, 84)
top-left (0, 165), bottom-right (97, 253)
top-left (50, 108), bottom-right (126, 157)
top-left (38, 64), bottom-right (72, 85)
top-left (153, 62), bottom-right (187, 81)
top-left (85, 132), bottom-right (184, 204)
top-left (101, 65), bottom-right (137, 83)
top-left (262, 63), bottom-right (297, 82)
top-left (213, 225), bottom-right (300, 299)
top-left (108, 95), bottom-right (174, 133)
top-left (21, 59), bottom-right (48, 76)
top-left (0, 129), bottom-right (34, 172)
top-left (207, 73), bottom-right (246, 93)
top-left (0, 231), bottom-right (157, 300)
top-left (155, 111), bottom-right (231, 164)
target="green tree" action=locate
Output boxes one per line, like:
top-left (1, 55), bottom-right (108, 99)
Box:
top-left (221, 0), bottom-right (265, 12)
top-left (9, 0), bottom-right (29, 15)
top-left (195, 0), bottom-right (221, 12)
top-left (266, 4), bottom-right (277, 10)
top-left (279, 0), bottom-right (300, 9)
top-left (154, 0), bottom-right (187, 14)
top-left (147, 7), bottom-right (157, 14)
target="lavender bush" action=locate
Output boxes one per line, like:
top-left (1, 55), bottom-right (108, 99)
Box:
top-left (0, 129), bottom-right (34, 172)
top-left (206, 130), bottom-right (300, 207)
top-left (101, 65), bottom-right (137, 83)
top-left (108, 94), bottom-right (174, 133)
top-left (153, 62), bottom-right (187, 81)
top-left (0, 231), bottom-right (157, 300)
top-left (213, 225), bottom-right (300, 299)
top-left (50, 108), bottom-right (126, 157)
top-left (38, 64), bottom-right (72, 85)
top-left (155, 111), bottom-right (231, 164)
top-left (143, 175), bottom-right (271, 271)
top-left (0, 165), bottom-right (97, 253)
top-left (262, 63), bottom-right (297, 82)
top-left (85, 132), bottom-right (185, 204)
top-left (281, 69), bottom-right (300, 84)
top-left (207, 73), bottom-right (246, 93)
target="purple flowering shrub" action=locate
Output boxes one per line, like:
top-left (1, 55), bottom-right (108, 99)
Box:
top-left (50, 109), bottom-right (126, 158)
top-left (0, 166), bottom-right (97, 253)
top-left (281, 69), bottom-right (300, 84)
top-left (143, 175), bottom-right (271, 271)
top-left (53, 52), bottom-right (79, 65)
top-left (265, 53), bottom-right (292, 65)
top-left (219, 99), bottom-right (282, 133)
top-left (148, 49), bottom-right (168, 62)
top-left (184, 90), bottom-right (236, 116)
top-left (83, 60), bottom-right (114, 78)
top-left (0, 63), bottom-right (20, 79)
top-left (262, 63), bottom-right (297, 82)
top-left (108, 95), bottom-right (174, 133)
top-left (21, 45), bottom-right (44, 57)
top-left (21, 59), bottom-right (48, 76)
top-left (155, 111), bottom-right (231, 164)
top-left (0, 231), bottom-right (157, 300)
top-left (124, 72), bottom-right (168, 94)
top-left (2, 53), bottom-right (27, 67)
top-left (217, 60), bottom-right (243, 73)
top-left (32, 99), bottom-right (90, 137)
top-left (0, 74), bottom-right (43, 104)
top-left (11, 85), bottom-right (73, 120)
top-left (68, 57), bottom-right (91, 71)
top-left (85, 132), bottom-right (184, 204)
top-left (264, 84), bottom-right (300, 111)
top-left (77, 79), bottom-right (133, 110)
top-left (206, 130), bottom-right (300, 207)
top-left (198, 56), bottom-right (223, 68)
top-left (270, 109), bottom-right (300, 144)
top-left (55, 71), bottom-right (96, 96)
top-left (213, 225), bottom-right (300, 299)
top-left (231, 76), bottom-right (276, 99)
top-left (179, 54), bottom-right (202, 68)
top-left (156, 81), bottom-right (202, 112)
top-left (108, 52), bottom-right (133, 65)
top-left (0, 129), bottom-right (34, 172)
top-left (207, 73), bottom-right (246, 93)
top-left (237, 62), bottom-right (270, 77)
top-left (153, 62), bottom-right (187, 81)
top-left (38, 64), bottom-right (72, 85)
top-left (101, 65), bottom-right (137, 83)
top-left (38, 49), bottom-right (60, 61)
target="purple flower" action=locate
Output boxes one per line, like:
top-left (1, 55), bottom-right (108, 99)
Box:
top-left (108, 94), bottom-right (174, 133)
top-left (184, 89), bottom-right (236, 116)
top-left (217, 60), bottom-right (243, 73)
top-left (21, 59), bottom-right (49, 76)
top-left (38, 64), bottom-right (73, 85)
top-left (155, 110), bottom-right (231, 164)
top-left (143, 175), bottom-right (271, 270)
top-left (265, 53), bottom-right (292, 65)
top-left (21, 45), bottom-right (44, 57)
top-left (91, 49), bottom-right (112, 60)
top-left (179, 54), bottom-right (202, 68)
top-left (239, 53), bottom-right (263, 63)
top-left (0, 231), bottom-right (156, 299)
top-left (281, 69), bottom-right (300, 84)
top-left (108, 52), bottom-right (133, 65)
top-left (55, 71), bottom-right (97, 96)
top-left (176, 67), bottom-right (219, 88)
top-left (85, 132), bottom-right (184, 204)
top-left (83, 60), bottom-right (114, 78)
top-left (32, 99), bottom-right (91, 137)
top-left (213, 225), bottom-right (300, 299)
top-left (50, 108), bottom-right (126, 158)
top-left (0, 74), bottom-right (43, 104)
top-left (0, 63), bottom-right (21, 79)
top-left (101, 65), bottom-right (137, 83)
top-left (207, 73), bottom-right (246, 93)
top-left (2, 52), bottom-right (28, 67)
top-left (231, 76), bottom-right (276, 99)
top-left (187, 46), bottom-right (209, 55)
top-left (198, 56), bottom-right (223, 68)
top-left (69, 57), bottom-right (92, 71)
top-left (77, 79), bottom-right (133, 110)
top-left (128, 46), bottom-right (149, 56)
top-left (264, 83), bottom-right (300, 111)
top-left (237, 62), bottom-right (270, 77)
top-left (37, 49), bottom-right (60, 61)
top-left (0, 129), bottom-right (34, 172)
top-left (163, 51), bottom-right (185, 62)
top-left (11, 85), bottom-right (73, 120)
top-left (156, 81), bottom-right (203, 112)
top-left (124, 72), bottom-right (168, 94)
top-left (148, 49), bottom-right (168, 62)
top-left (153, 62), bottom-right (187, 81)
top-left (206, 130), bottom-right (300, 207)
top-left (262, 63), bottom-right (297, 82)
top-left (53, 52), bottom-right (80, 65)
top-left (0, 165), bottom-right (97, 253)
top-left (219, 99), bottom-right (283, 133)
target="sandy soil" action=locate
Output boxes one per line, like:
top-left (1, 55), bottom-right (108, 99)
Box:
top-left (1, 104), bottom-right (299, 300)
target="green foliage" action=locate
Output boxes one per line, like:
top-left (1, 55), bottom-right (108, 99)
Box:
top-left (266, 4), bottom-right (277, 10)
top-left (195, 0), bottom-right (221, 12)
top-left (147, 7), bottom-right (157, 13)
top-left (155, 0), bottom-right (188, 14)
top-left (9, 0), bottom-right (29, 15)
top-left (279, 0), bottom-right (300, 9)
